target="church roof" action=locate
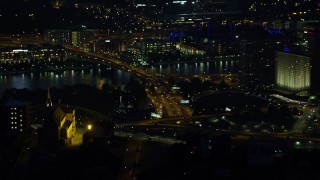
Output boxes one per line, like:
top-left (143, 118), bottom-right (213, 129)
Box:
top-left (62, 120), bottom-right (73, 130)
top-left (53, 106), bottom-right (65, 124)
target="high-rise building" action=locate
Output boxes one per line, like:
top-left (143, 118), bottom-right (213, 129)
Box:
top-left (275, 51), bottom-right (311, 93)
top-left (239, 38), bottom-right (276, 88)
top-left (274, 22), bottom-right (319, 95)
top-left (302, 23), bottom-right (320, 94)
top-left (0, 100), bottom-right (30, 135)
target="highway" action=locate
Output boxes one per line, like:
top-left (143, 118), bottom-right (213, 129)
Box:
top-left (3, 34), bottom-right (319, 144)
top-left (117, 98), bottom-right (320, 144)
top-left (118, 120), bottom-right (320, 143)
top-left (0, 34), bottom-right (45, 47)
top-left (64, 45), bottom-right (193, 119)
top-left (64, 45), bottom-right (160, 84)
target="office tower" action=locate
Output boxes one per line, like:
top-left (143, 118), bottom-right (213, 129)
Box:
top-left (275, 51), bottom-right (311, 92)
top-left (0, 100), bottom-right (30, 135)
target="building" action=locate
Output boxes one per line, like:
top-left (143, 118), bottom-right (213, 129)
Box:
top-left (141, 38), bottom-right (176, 55)
top-left (40, 105), bottom-right (76, 146)
top-left (52, 106), bottom-right (76, 145)
top-left (71, 29), bottom-right (99, 47)
top-left (44, 29), bottom-right (72, 44)
top-left (44, 29), bottom-right (99, 52)
top-left (176, 43), bottom-right (205, 56)
top-left (0, 44), bottom-right (65, 63)
top-left (302, 23), bottom-right (320, 94)
top-left (0, 100), bottom-right (30, 135)
top-left (275, 23), bottom-right (320, 95)
top-left (103, 39), bottom-right (127, 52)
top-left (275, 51), bottom-right (311, 93)
top-left (239, 38), bottom-right (276, 88)
top-left (74, 2), bottom-right (102, 10)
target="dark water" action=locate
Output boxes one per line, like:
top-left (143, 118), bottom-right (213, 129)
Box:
top-left (0, 68), bottom-right (131, 93)
top-left (0, 59), bottom-right (239, 93)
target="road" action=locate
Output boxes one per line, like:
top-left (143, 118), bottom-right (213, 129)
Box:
top-left (292, 105), bottom-right (319, 133)
top-left (64, 45), bottom-right (194, 119)
top-left (8, 34), bottom-right (320, 144)
top-left (64, 45), bottom-right (160, 84)
top-left (118, 113), bottom-right (320, 144)
top-left (115, 131), bottom-right (184, 180)
top-left (0, 34), bottom-right (45, 47)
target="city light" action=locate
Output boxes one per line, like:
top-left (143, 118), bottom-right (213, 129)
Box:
top-left (0, 0), bottom-right (319, 179)
top-left (275, 51), bottom-right (311, 91)
top-left (87, 124), bottom-right (92, 131)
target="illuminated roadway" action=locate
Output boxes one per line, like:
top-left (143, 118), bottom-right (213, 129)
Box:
top-left (118, 114), bottom-right (320, 143)
top-left (5, 34), bottom-right (317, 142)
top-left (0, 34), bottom-right (45, 48)
top-left (64, 45), bottom-right (193, 118)
top-left (0, 32), bottom-right (193, 119)
top-left (64, 45), bottom-right (161, 84)
top-left (64, 45), bottom-right (319, 139)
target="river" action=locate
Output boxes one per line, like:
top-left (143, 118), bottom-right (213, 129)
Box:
top-left (0, 67), bottom-right (131, 93)
top-left (146, 60), bottom-right (238, 75)
top-left (0, 59), bottom-right (239, 93)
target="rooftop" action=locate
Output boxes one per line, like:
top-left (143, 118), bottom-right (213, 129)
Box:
top-left (5, 100), bottom-right (29, 107)
top-left (62, 120), bottom-right (73, 130)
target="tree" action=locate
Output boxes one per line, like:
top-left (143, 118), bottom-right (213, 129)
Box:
top-left (168, 77), bottom-right (175, 86)
top-left (149, 84), bottom-right (156, 95)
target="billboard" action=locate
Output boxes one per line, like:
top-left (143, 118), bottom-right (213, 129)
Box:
top-left (180, 100), bottom-right (189, 104)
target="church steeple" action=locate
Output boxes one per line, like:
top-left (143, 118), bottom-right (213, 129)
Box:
top-left (46, 88), bottom-right (53, 107)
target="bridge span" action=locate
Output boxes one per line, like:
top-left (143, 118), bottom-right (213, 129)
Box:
top-left (63, 45), bottom-right (164, 85)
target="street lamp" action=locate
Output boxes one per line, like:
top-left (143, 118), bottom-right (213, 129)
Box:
top-left (87, 124), bottom-right (92, 131)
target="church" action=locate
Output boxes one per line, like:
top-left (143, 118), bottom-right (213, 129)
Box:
top-left (52, 105), bottom-right (76, 145)
top-left (40, 88), bottom-right (76, 146)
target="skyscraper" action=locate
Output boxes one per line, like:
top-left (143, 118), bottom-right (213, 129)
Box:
top-left (303, 23), bottom-right (320, 95)
top-left (274, 23), bottom-right (319, 95)
top-left (0, 100), bottom-right (30, 135)
top-left (275, 51), bottom-right (311, 93)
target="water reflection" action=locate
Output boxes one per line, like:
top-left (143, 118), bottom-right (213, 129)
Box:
top-left (147, 60), bottom-right (238, 75)
top-left (0, 68), bottom-right (131, 93)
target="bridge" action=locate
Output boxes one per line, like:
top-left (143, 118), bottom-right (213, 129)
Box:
top-left (118, 114), bottom-right (320, 144)
top-left (63, 45), bottom-right (195, 118)
top-left (63, 45), bottom-right (163, 85)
